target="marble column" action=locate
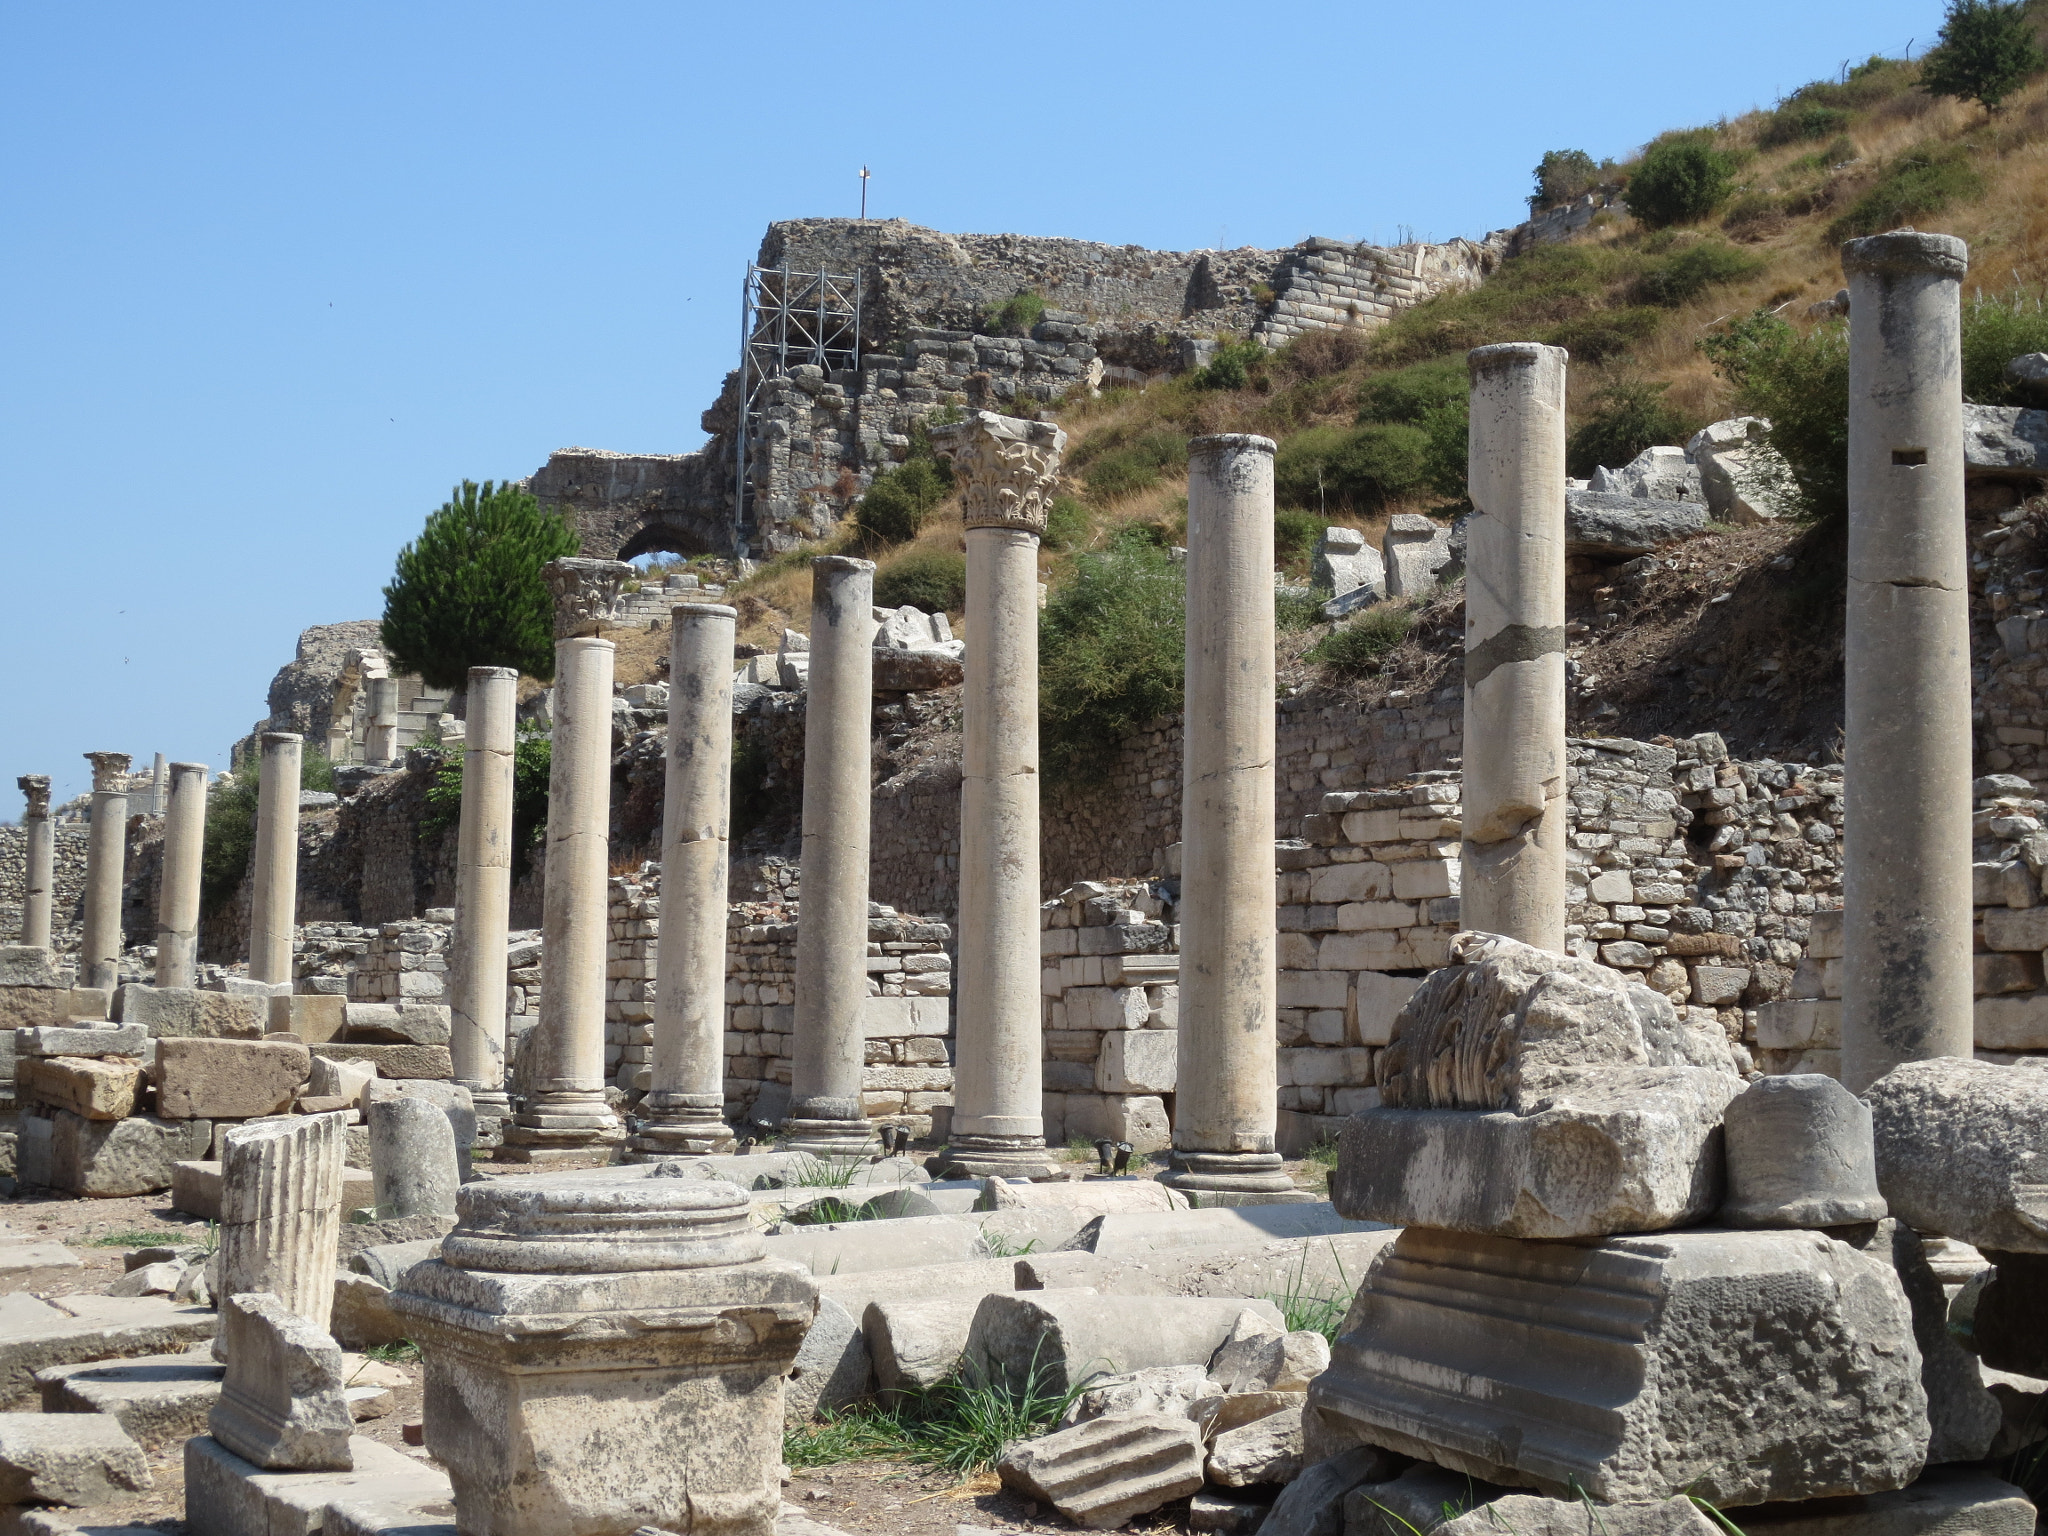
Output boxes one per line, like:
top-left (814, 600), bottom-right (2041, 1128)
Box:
top-left (502, 558), bottom-right (631, 1161)
top-left (367, 675), bottom-right (399, 766)
top-left (150, 753), bottom-right (167, 817)
top-left (156, 763), bottom-right (208, 989)
top-left (215, 1113), bottom-right (345, 1338)
top-left (783, 555), bottom-right (880, 1157)
top-left (1841, 231), bottom-right (1974, 1093)
top-left (934, 412), bottom-right (1066, 1179)
top-left (449, 666), bottom-right (518, 1120)
top-left (79, 752), bottom-right (132, 991)
top-left (1165, 435), bottom-right (1294, 1197)
top-left (1461, 342), bottom-right (1569, 953)
top-left (248, 732), bottom-right (302, 987)
top-left (15, 777), bottom-right (52, 950)
top-left (634, 603), bottom-right (740, 1158)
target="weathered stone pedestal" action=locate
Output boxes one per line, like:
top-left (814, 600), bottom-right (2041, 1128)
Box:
top-left (391, 1175), bottom-right (815, 1536)
top-left (633, 604), bottom-right (740, 1159)
top-left (934, 412), bottom-right (1066, 1181)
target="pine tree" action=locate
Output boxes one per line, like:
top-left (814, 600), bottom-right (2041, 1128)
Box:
top-left (380, 480), bottom-right (580, 689)
top-left (1920, 0), bottom-right (2046, 112)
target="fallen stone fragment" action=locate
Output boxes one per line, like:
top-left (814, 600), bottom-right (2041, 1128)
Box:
top-left (155, 1038), bottom-right (310, 1120)
top-left (978, 1177), bottom-right (1188, 1215)
top-left (309, 1043), bottom-right (454, 1081)
top-left (1720, 1073), bottom-right (1885, 1228)
top-left (0, 946), bottom-right (64, 988)
top-left (1259, 1445), bottom-right (1403, 1536)
top-left (1311, 1226), bottom-right (1927, 1506)
top-left (1867, 1057), bottom-right (2048, 1253)
top-left (1195, 1390), bottom-right (1307, 1443)
top-left (785, 1296), bottom-right (868, 1425)
top-left (209, 1293), bottom-right (353, 1471)
top-left (366, 1097), bottom-right (459, 1220)
top-left (1061, 1364), bottom-right (1212, 1427)
top-left (1212, 1316), bottom-right (1329, 1394)
top-left (343, 1004), bottom-right (452, 1046)
top-left (308, 1056), bottom-right (378, 1106)
top-left (37, 1346), bottom-right (223, 1447)
top-left (14, 1025), bottom-right (148, 1059)
top-left (27, 1111), bottom-right (213, 1197)
top-left (108, 1261), bottom-right (185, 1297)
top-left (0, 1238), bottom-right (81, 1280)
top-left (1686, 1467), bottom-right (2032, 1536)
top-left (1565, 490), bottom-right (1710, 556)
top-left (1189, 1489), bottom-right (1273, 1534)
top-left (967, 1293), bottom-right (1283, 1397)
top-left (1206, 1398), bottom-right (1305, 1486)
top-left (996, 1412), bottom-right (1206, 1529)
top-left (865, 1297), bottom-right (985, 1396)
top-left (0, 1292), bottom-right (218, 1406)
top-left (0, 1411), bottom-right (151, 1506)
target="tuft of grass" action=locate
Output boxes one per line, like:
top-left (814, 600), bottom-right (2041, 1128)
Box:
top-left (366, 1340), bottom-right (422, 1363)
top-left (88, 1230), bottom-right (174, 1248)
top-left (787, 1196), bottom-right (884, 1227)
top-left (1826, 142), bottom-right (1985, 242)
top-left (1276, 585), bottom-right (1330, 633)
top-left (980, 1231), bottom-right (1040, 1259)
top-left (1042, 495), bottom-right (1093, 552)
top-left (1265, 1242), bottom-right (1355, 1343)
top-left (1079, 428), bottom-right (1190, 506)
top-left (787, 1156), bottom-right (869, 1190)
top-left (984, 291), bottom-right (1046, 338)
top-left (1311, 603), bottom-right (1416, 675)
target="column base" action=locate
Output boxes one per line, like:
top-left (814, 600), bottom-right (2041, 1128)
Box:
top-left (496, 1091), bottom-right (625, 1163)
top-left (629, 1099), bottom-right (737, 1159)
top-left (777, 1118), bottom-right (879, 1158)
top-left (1158, 1150), bottom-right (1299, 1195)
top-left (937, 1134), bottom-right (1064, 1181)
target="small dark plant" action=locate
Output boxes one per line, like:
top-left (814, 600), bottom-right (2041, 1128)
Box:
top-left (1826, 143), bottom-right (1984, 242)
top-left (854, 457), bottom-right (952, 547)
top-left (1626, 140), bottom-right (1737, 228)
top-left (1567, 378), bottom-right (1695, 479)
top-left (1631, 241), bottom-right (1766, 307)
top-left (983, 291), bottom-right (1046, 337)
top-left (874, 548), bottom-right (966, 614)
top-left (1042, 494), bottom-right (1092, 551)
top-left (1311, 603), bottom-right (1415, 674)
top-left (1082, 429), bottom-right (1189, 505)
top-left (1195, 338), bottom-right (1268, 390)
top-left (1040, 531), bottom-right (1185, 784)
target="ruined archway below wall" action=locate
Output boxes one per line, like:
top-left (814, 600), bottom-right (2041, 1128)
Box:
top-left (527, 446), bottom-right (736, 561)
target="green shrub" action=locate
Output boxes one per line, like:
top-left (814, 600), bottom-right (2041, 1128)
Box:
top-left (983, 291), bottom-right (1046, 337)
top-left (1043, 495), bottom-right (1092, 551)
top-left (1275, 423), bottom-right (1431, 514)
top-left (379, 481), bottom-right (580, 690)
top-left (1040, 532), bottom-right (1185, 785)
top-left (1083, 429), bottom-right (1189, 505)
top-left (1826, 145), bottom-right (1984, 242)
top-left (1356, 359), bottom-right (1467, 425)
top-left (1631, 241), bottom-right (1767, 307)
top-left (1543, 306), bottom-right (1665, 363)
top-left (1567, 378), bottom-right (1695, 479)
top-left (1529, 148), bottom-right (1601, 212)
top-left (874, 548), bottom-right (967, 613)
top-left (1760, 102), bottom-right (1851, 147)
top-left (1700, 310), bottom-right (1850, 521)
top-left (1274, 510), bottom-right (1325, 568)
top-left (1195, 339), bottom-right (1267, 390)
top-left (854, 456), bottom-right (952, 547)
top-left (421, 731), bottom-right (553, 878)
top-left (1919, 0), bottom-right (2047, 111)
top-left (1311, 603), bottom-right (1415, 674)
top-left (1416, 400), bottom-right (1472, 505)
top-left (1275, 585), bottom-right (1329, 632)
top-left (1963, 292), bottom-right (2048, 403)
top-left (1626, 140), bottom-right (1737, 228)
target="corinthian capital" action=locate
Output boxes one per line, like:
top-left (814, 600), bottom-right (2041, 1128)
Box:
top-left (931, 411), bottom-right (1067, 536)
top-left (17, 775), bottom-right (49, 817)
top-left (543, 558), bottom-right (634, 640)
top-left (85, 752), bottom-right (132, 793)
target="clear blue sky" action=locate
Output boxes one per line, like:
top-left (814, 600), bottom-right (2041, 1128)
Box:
top-left (1, 1), bottom-right (1937, 809)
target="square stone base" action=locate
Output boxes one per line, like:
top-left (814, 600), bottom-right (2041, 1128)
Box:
top-left (184, 1433), bottom-right (451, 1536)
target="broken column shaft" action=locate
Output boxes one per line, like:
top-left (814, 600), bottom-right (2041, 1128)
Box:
top-left (1841, 230), bottom-right (1974, 1093)
top-left (155, 762), bottom-right (208, 989)
top-left (1461, 342), bottom-right (1569, 953)
top-left (1166, 434), bottom-right (1293, 1197)
top-left (449, 665), bottom-right (517, 1119)
top-left (937, 411), bottom-right (1066, 1179)
top-left (634, 602), bottom-right (739, 1157)
top-left (16, 776), bottom-right (52, 949)
top-left (80, 752), bottom-right (132, 991)
top-left (502, 558), bottom-right (631, 1160)
top-left (785, 555), bottom-right (880, 1157)
top-left (248, 732), bottom-right (302, 986)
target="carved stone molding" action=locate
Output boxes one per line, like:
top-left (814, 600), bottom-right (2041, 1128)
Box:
top-left (543, 558), bottom-right (634, 640)
top-left (16, 775), bottom-right (49, 817)
top-left (84, 752), bottom-right (132, 793)
top-left (932, 411), bottom-right (1067, 536)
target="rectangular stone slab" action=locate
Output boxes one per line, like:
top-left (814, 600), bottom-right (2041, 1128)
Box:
top-left (184, 1433), bottom-right (451, 1536)
top-left (310, 1044), bottom-right (454, 1081)
top-left (155, 1038), bottom-right (311, 1119)
top-left (112, 985), bottom-right (265, 1039)
top-left (38, 1346), bottom-right (223, 1447)
top-left (17, 1058), bottom-right (142, 1120)
top-left (0, 1293), bottom-right (218, 1406)
top-left (1308, 1226), bottom-right (1928, 1507)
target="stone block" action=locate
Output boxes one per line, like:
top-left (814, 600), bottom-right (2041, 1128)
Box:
top-left (1206, 1398), bottom-right (1304, 1487)
top-left (112, 984), bottom-right (265, 1038)
top-left (209, 1293), bottom-right (352, 1471)
top-left (1259, 1445), bottom-right (1400, 1536)
top-left (342, 1004), bottom-right (452, 1046)
top-left (310, 1043), bottom-right (454, 1080)
top-left (1280, 970), bottom-right (1350, 1012)
top-left (863, 1297), bottom-right (982, 1396)
top-left (1310, 864), bottom-right (1391, 904)
top-left (966, 1294), bottom-right (1281, 1397)
top-left (1983, 907), bottom-right (2048, 951)
top-left (270, 993), bottom-right (346, 1043)
top-left (1097, 1029), bottom-right (1177, 1094)
top-left (0, 987), bottom-right (80, 1033)
top-left (1310, 1226), bottom-right (1927, 1506)
top-left (1729, 1469), bottom-right (2033, 1536)
top-left (784, 1295), bottom-right (868, 1424)
top-left (1975, 953), bottom-right (2043, 997)
top-left (1721, 1074), bottom-right (1886, 1229)
top-left (980, 1177), bottom-right (1185, 1216)
top-left (47, 1111), bottom-right (213, 1197)
top-left (1975, 995), bottom-right (2048, 1050)
top-left (1391, 860), bottom-right (1457, 901)
top-left (17, 1057), bottom-right (141, 1120)
top-left (155, 1038), bottom-right (310, 1119)
top-left (37, 1347), bottom-right (224, 1447)
top-left (1868, 1057), bottom-right (2048, 1253)
top-left (364, 1079), bottom-right (475, 1175)
top-left (15, 1023), bottom-right (147, 1059)
top-left (997, 1412), bottom-right (1206, 1529)
top-left (309, 1056), bottom-right (378, 1106)
top-left (183, 1433), bottom-right (451, 1536)
top-left (0, 947), bottom-right (63, 989)
top-left (1756, 999), bottom-right (1842, 1051)
top-left (1691, 966), bottom-right (1750, 1006)
top-left (1809, 909), bottom-right (1844, 959)
top-left (861, 994), bottom-right (951, 1037)
top-left (0, 1292), bottom-right (218, 1406)
top-left (1352, 972), bottom-right (1420, 1047)
top-left (1212, 1326), bottom-right (1330, 1395)
top-left (1108, 1094), bottom-right (1172, 1152)
top-left (0, 1410), bottom-right (151, 1505)
top-left (1064, 1364), bottom-right (1213, 1426)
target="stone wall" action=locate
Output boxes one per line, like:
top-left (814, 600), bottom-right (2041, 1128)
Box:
top-left (1038, 881), bottom-right (1178, 1154)
top-left (0, 824), bottom-right (91, 950)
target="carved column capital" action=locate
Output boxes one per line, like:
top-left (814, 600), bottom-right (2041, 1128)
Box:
top-left (931, 411), bottom-right (1067, 536)
top-left (16, 776), bottom-right (49, 817)
top-left (84, 752), bottom-right (132, 793)
top-left (543, 558), bottom-right (635, 640)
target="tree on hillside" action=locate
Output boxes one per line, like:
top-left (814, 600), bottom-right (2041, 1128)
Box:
top-left (1920, 0), bottom-right (2046, 111)
top-left (1530, 149), bottom-right (1600, 212)
top-left (380, 480), bottom-right (580, 689)
top-left (1625, 139), bottom-right (1736, 228)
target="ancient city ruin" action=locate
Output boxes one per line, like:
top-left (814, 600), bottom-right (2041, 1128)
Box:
top-left (14, 46), bottom-right (2048, 1536)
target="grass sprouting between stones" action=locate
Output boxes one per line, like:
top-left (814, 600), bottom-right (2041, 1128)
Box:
top-left (784, 1354), bottom-right (1094, 1476)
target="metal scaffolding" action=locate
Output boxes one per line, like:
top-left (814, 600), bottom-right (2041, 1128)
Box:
top-left (734, 262), bottom-right (862, 544)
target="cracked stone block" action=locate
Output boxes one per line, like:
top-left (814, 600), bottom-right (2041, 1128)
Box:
top-left (0, 1410), bottom-right (151, 1505)
top-left (997, 1412), bottom-right (1205, 1529)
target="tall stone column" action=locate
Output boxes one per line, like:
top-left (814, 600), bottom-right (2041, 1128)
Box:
top-left (16, 776), bottom-right (52, 950)
top-left (634, 603), bottom-right (740, 1158)
top-left (156, 763), bottom-right (209, 989)
top-left (1841, 231), bottom-right (1974, 1093)
top-left (79, 752), bottom-right (132, 991)
top-left (1166, 435), bottom-right (1294, 1197)
top-left (502, 558), bottom-right (631, 1162)
top-left (934, 412), bottom-right (1066, 1179)
top-left (449, 666), bottom-right (518, 1119)
top-left (150, 753), bottom-right (167, 816)
top-left (784, 555), bottom-right (879, 1157)
top-left (248, 732), bottom-right (302, 986)
top-left (1461, 343), bottom-right (1569, 953)
top-left (368, 675), bottom-right (399, 766)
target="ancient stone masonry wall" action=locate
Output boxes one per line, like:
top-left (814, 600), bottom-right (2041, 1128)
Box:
top-left (0, 824), bottom-right (90, 950)
top-left (1255, 237), bottom-right (1497, 349)
top-left (1969, 493), bottom-right (2048, 782)
top-left (1038, 881), bottom-right (1178, 1154)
